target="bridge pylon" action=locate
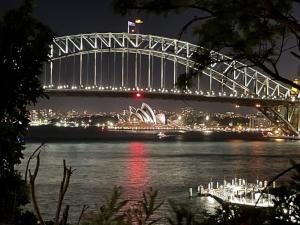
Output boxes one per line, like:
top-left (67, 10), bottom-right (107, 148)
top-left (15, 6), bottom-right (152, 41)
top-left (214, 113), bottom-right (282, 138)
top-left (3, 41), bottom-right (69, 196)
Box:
top-left (259, 104), bottom-right (300, 136)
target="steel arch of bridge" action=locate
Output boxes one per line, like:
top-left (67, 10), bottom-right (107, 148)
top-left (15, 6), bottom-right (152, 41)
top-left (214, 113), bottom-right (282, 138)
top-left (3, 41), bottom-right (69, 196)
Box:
top-left (50, 32), bottom-right (293, 98)
top-left (46, 32), bottom-right (300, 136)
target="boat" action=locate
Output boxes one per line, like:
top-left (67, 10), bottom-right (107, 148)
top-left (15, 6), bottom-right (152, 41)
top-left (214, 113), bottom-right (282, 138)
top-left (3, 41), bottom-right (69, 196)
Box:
top-left (157, 132), bottom-right (167, 139)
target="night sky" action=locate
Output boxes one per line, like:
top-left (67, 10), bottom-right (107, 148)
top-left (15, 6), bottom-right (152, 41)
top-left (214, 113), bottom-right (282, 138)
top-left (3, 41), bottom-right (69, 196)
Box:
top-left (1, 0), bottom-right (299, 113)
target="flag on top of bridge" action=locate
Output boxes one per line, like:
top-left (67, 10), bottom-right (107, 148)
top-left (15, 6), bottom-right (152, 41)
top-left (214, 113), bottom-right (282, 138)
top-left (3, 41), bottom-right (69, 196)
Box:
top-left (128, 21), bottom-right (136, 33)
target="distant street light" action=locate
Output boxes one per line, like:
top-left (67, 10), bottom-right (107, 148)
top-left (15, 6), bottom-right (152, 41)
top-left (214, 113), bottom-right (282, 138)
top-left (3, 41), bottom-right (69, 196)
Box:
top-left (135, 18), bottom-right (143, 24)
top-left (135, 18), bottom-right (143, 33)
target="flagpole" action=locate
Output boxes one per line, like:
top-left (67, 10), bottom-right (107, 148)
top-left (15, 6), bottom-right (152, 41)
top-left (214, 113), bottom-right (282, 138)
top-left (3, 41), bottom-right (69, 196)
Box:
top-left (127, 21), bottom-right (136, 33)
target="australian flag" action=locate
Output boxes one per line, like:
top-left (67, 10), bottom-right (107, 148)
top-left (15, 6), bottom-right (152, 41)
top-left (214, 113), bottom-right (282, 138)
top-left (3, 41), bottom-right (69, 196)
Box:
top-left (128, 21), bottom-right (136, 33)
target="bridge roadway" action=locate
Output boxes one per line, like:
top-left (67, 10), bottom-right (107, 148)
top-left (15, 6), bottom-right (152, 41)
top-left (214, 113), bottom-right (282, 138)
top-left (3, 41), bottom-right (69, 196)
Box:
top-left (44, 88), bottom-right (298, 107)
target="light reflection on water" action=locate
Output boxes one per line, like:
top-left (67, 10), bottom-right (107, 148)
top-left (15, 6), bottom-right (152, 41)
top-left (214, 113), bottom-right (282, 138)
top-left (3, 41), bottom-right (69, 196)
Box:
top-left (20, 140), bottom-right (300, 222)
top-left (126, 142), bottom-right (150, 197)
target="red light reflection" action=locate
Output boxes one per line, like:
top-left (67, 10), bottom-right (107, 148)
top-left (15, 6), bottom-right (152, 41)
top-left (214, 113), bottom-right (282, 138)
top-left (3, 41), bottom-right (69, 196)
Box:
top-left (126, 142), bottom-right (149, 195)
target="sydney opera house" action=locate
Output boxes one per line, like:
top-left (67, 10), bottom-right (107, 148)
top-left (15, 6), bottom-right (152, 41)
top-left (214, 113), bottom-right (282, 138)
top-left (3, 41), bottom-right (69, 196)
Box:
top-left (129, 103), bottom-right (166, 125)
top-left (115, 103), bottom-right (177, 130)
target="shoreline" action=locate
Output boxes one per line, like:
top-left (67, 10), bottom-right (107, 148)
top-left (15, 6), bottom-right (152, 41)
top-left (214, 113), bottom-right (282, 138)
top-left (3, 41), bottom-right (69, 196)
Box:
top-left (25, 125), bottom-right (289, 142)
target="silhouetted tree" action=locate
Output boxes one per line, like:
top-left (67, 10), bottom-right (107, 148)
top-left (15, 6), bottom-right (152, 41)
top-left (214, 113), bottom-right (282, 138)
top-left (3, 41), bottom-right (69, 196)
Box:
top-left (0, 0), bottom-right (53, 223)
top-left (112, 0), bottom-right (300, 90)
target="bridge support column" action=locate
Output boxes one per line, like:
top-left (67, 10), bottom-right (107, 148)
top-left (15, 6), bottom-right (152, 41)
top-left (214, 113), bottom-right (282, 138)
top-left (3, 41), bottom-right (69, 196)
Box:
top-left (49, 44), bottom-right (53, 87)
top-left (100, 51), bottom-right (103, 87)
top-left (50, 60), bottom-right (53, 86)
top-left (44, 62), bottom-right (47, 86)
top-left (280, 105), bottom-right (300, 134)
top-left (186, 61), bottom-right (189, 90)
top-left (209, 69), bottom-right (212, 91)
top-left (148, 53), bottom-right (151, 88)
top-left (121, 52), bottom-right (124, 87)
top-left (58, 58), bottom-right (61, 86)
top-left (173, 58), bottom-right (177, 89)
top-left (197, 71), bottom-right (200, 90)
top-left (260, 104), bottom-right (300, 136)
top-left (94, 51), bottom-right (97, 86)
top-left (113, 52), bottom-right (116, 87)
top-left (79, 53), bottom-right (82, 87)
top-left (160, 55), bottom-right (164, 89)
top-left (72, 55), bottom-right (75, 87)
top-left (135, 53), bottom-right (137, 88)
top-left (139, 53), bottom-right (141, 87)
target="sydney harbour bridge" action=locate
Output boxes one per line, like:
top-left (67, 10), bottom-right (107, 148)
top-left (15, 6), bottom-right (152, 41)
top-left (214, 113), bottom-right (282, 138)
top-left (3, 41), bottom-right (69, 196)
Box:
top-left (42, 32), bottom-right (300, 136)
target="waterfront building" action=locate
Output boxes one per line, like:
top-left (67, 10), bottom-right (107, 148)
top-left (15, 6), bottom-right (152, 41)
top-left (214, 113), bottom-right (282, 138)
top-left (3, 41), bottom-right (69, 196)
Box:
top-left (115, 103), bottom-right (179, 130)
top-left (129, 103), bottom-right (166, 125)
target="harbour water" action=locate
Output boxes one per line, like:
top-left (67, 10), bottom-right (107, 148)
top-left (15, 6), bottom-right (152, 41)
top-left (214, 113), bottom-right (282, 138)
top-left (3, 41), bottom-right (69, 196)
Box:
top-left (21, 137), bottom-right (300, 222)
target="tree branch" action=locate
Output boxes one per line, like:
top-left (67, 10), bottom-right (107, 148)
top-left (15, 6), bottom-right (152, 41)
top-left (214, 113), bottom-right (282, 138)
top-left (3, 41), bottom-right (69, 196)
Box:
top-left (29, 152), bottom-right (45, 225)
top-left (274, 29), bottom-right (286, 64)
top-left (59, 205), bottom-right (70, 225)
top-left (291, 51), bottom-right (300, 59)
top-left (294, 0), bottom-right (300, 4)
top-left (264, 0), bottom-right (300, 34)
top-left (282, 44), bottom-right (298, 52)
top-left (255, 162), bottom-right (300, 207)
top-left (179, 15), bottom-right (213, 39)
top-left (248, 57), bottom-right (300, 89)
top-left (25, 141), bottom-right (46, 183)
top-left (122, 2), bottom-right (215, 15)
top-left (76, 205), bottom-right (89, 225)
top-left (54, 160), bottom-right (74, 225)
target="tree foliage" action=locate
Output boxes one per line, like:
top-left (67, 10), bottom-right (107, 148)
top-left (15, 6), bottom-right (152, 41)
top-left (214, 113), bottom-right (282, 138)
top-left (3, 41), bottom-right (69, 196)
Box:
top-left (0, 0), bottom-right (54, 222)
top-left (112, 0), bottom-right (300, 90)
top-left (82, 187), bottom-right (163, 225)
top-left (81, 180), bottom-right (300, 225)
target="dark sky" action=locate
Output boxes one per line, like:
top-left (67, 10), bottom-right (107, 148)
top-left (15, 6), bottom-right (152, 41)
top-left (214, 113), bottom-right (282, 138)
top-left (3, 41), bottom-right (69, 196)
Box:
top-left (1, 0), bottom-right (299, 113)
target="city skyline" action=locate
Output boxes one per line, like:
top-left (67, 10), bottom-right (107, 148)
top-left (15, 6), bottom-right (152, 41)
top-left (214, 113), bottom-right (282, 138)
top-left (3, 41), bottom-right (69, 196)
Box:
top-left (29, 104), bottom-right (272, 131)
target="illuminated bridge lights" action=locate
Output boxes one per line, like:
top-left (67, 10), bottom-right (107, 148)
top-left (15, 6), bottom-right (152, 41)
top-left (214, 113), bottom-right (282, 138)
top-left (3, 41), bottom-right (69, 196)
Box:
top-left (43, 85), bottom-right (282, 96)
top-left (43, 85), bottom-right (300, 103)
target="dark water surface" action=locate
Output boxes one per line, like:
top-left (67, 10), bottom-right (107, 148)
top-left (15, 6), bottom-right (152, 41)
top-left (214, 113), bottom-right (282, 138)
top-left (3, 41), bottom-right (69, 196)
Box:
top-left (21, 140), bottom-right (300, 222)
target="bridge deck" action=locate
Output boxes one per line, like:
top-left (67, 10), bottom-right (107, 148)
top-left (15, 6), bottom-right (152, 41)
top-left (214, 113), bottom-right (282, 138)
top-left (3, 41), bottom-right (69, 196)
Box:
top-left (45, 89), bottom-right (297, 107)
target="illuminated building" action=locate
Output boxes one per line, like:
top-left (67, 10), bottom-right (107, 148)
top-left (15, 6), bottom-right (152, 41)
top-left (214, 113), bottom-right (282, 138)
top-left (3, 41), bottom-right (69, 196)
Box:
top-left (115, 103), bottom-right (180, 130)
top-left (291, 79), bottom-right (300, 95)
top-left (129, 103), bottom-right (166, 125)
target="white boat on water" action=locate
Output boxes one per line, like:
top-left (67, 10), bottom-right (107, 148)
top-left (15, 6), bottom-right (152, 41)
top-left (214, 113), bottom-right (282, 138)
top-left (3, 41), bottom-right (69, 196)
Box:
top-left (157, 132), bottom-right (167, 139)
